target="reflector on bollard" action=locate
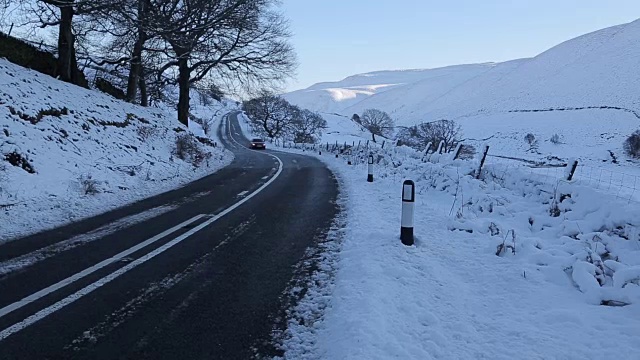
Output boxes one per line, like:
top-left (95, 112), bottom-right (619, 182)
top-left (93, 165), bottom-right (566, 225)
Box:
top-left (367, 154), bottom-right (374, 182)
top-left (401, 180), bottom-right (415, 246)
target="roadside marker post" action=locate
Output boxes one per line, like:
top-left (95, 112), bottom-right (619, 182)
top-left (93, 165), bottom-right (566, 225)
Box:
top-left (367, 155), bottom-right (374, 182)
top-left (566, 160), bottom-right (579, 181)
top-left (401, 180), bottom-right (415, 246)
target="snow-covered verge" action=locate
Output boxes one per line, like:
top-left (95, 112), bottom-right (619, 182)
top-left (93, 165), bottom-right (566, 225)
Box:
top-left (0, 59), bottom-right (233, 242)
top-left (271, 144), bottom-right (640, 359)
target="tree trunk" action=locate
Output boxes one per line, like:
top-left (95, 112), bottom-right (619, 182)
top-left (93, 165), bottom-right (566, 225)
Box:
top-left (126, 39), bottom-right (144, 102)
top-left (139, 66), bottom-right (148, 107)
top-left (177, 56), bottom-right (190, 125)
top-left (57, 5), bottom-right (74, 83)
top-left (126, 0), bottom-right (147, 103)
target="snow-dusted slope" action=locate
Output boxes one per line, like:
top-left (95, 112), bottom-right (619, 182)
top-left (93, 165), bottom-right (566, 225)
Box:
top-left (286, 18), bottom-right (640, 124)
top-left (0, 59), bottom-right (232, 241)
top-left (344, 58), bottom-right (529, 122)
top-left (415, 19), bottom-right (640, 121)
top-left (283, 64), bottom-right (495, 114)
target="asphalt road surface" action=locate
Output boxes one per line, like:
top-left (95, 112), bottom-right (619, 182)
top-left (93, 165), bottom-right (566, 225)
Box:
top-left (0, 112), bottom-right (338, 359)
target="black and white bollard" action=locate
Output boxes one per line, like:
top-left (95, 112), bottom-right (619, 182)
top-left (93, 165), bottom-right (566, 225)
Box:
top-left (401, 180), bottom-right (415, 246)
top-left (367, 154), bottom-right (374, 182)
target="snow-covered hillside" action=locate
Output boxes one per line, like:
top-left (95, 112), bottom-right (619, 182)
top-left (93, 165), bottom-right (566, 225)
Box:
top-left (286, 19), bottom-right (640, 124)
top-left (283, 64), bottom-right (495, 114)
top-left (0, 59), bottom-right (232, 241)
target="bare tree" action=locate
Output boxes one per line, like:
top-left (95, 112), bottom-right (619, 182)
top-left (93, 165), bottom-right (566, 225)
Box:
top-left (397, 120), bottom-right (462, 152)
top-left (243, 93), bottom-right (295, 140)
top-left (360, 108), bottom-right (394, 142)
top-left (149, 0), bottom-right (296, 125)
top-left (291, 108), bottom-right (326, 143)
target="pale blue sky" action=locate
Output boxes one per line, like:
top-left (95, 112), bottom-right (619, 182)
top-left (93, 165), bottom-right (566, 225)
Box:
top-left (281, 0), bottom-right (640, 91)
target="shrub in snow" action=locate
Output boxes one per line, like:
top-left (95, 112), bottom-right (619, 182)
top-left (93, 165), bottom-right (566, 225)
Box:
top-left (136, 126), bottom-right (158, 140)
top-left (4, 150), bottom-right (35, 173)
top-left (458, 144), bottom-right (476, 160)
top-left (8, 106), bottom-right (69, 125)
top-left (79, 174), bottom-right (101, 195)
top-left (623, 130), bottom-right (640, 159)
top-left (550, 133), bottom-right (563, 144)
top-left (524, 133), bottom-right (535, 145)
top-left (524, 133), bottom-right (539, 152)
top-left (495, 229), bottom-right (516, 256)
top-left (174, 133), bottom-right (211, 167)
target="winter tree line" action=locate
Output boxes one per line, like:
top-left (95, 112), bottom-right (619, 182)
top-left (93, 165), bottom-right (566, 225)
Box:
top-left (243, 94), bottom-right (468, 155)
top-left (242, 93), bottom-right (327, 144)
top-left (0, 0), bottom-right (295, 125)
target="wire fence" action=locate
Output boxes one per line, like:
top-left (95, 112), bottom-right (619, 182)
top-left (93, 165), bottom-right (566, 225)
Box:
top-left (273, 138), bottom-right (640, 205)
top-left (480, 152), bottom-right (640, 205)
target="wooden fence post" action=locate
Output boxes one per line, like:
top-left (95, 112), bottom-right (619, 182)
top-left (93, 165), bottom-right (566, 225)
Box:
top-left (476, 145), bottom-right (490, 179)
top-left (566, 160), bottom-right (579, 181)
top-left (453, 143), bottom-right (464, 160)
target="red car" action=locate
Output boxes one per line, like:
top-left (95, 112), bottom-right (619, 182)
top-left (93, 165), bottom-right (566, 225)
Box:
top-left (250, 138), bottom-right (266, 149)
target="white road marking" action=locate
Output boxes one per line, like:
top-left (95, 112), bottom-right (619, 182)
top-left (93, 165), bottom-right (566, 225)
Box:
top-left (0, 204), bottom-right (179, 277)
top-left (237, 191), bottom-right (249, 197)
top-left (261, 176), bottom-right (269, 180)
top-left (0, 120), bottom-right (285, 340)
top-left (0, 214), bottom-right (205, 319)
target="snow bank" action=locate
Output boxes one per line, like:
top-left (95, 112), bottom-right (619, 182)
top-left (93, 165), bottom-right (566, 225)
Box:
top-left (0, 59), bottom-right (233, 241)
top-left (272, 143), bottom-right (640, 359)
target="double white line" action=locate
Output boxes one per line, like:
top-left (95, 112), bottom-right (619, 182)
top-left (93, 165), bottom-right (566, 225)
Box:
top-left (0, 114), bottom-right (284, 341)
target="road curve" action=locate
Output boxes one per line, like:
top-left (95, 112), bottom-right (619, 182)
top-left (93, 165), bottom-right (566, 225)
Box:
top-left (0, 111), bottom-right (338, 359)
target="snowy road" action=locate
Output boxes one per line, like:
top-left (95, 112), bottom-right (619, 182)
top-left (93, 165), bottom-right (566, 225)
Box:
top-left (0, 112), bottom-right (338, 359)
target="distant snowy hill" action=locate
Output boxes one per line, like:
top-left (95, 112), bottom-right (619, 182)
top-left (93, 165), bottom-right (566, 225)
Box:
top-left (285, 19), bottom-right (640, 125)
top-left (283, 64), bottom-right (495, 114)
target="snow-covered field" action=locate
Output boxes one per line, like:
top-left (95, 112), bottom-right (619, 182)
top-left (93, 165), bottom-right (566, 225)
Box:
top-left (0, 59), bottom-right (233, 242)
top-left (266, 143), bottom-right (640, 359)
